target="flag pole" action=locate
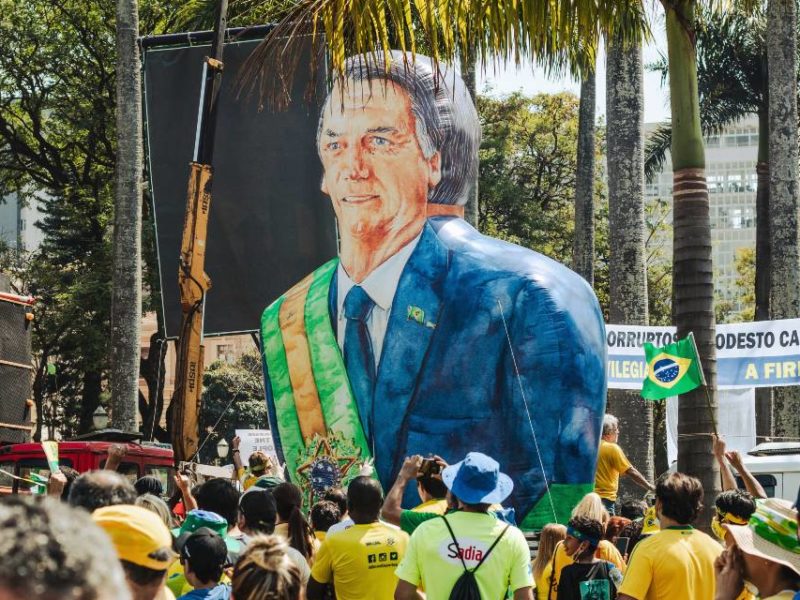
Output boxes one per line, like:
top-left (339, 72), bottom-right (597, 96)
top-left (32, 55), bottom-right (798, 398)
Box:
top-left (688, 332), bottom-right (718, 437)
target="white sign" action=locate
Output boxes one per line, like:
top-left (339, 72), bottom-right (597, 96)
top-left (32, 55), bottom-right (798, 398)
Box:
top-left (235, 429), bottom-right (279, 467)
top-left (606, 318), bottom-right (800, 390)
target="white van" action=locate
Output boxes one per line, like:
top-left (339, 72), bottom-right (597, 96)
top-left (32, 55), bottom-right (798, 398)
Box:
top-left (738, 442), bottom-right (800, 502)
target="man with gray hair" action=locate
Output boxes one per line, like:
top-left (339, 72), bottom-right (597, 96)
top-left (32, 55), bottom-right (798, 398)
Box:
top-left (595, 414), bottom-right (655, 515)
top-left (68, 469), bottom-right (137, 513)
top-left (0, 496), bottom-right (131, 600)
top-left (261, 51), bottom-right (606, 528)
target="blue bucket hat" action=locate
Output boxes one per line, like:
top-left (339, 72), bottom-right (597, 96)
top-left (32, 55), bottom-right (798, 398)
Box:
top-left (441, 452), bottom-right (513, 505)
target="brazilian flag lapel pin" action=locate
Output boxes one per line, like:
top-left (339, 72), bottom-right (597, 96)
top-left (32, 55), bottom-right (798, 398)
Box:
top-left (407, 305), bottom-right (436, 329)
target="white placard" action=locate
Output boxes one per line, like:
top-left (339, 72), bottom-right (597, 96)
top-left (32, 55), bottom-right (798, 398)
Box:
top-left (235, 429), bottom-right (279, 467)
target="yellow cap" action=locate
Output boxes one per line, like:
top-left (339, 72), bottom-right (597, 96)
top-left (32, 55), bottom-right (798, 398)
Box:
top-left (93, 504), bottom-right (177, 570)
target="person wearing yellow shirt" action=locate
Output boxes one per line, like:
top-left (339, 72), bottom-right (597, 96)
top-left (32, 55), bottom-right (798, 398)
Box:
top-left (709, 490), bottom-right (758, 600)
top-left (594, 415), bottom-right (654, 516)
top-left (617, 473), bottom-right (722, 600)
top-left (548, 492), bottom-right (627, 598)
top-left (532, 524), bottom-right (566, 600)
top-left (307, 476), bottom-right (408, 600)
top-left (310, 500), bottom-right (342, 543)
top-left (231, 436), bottom-right (277, 491)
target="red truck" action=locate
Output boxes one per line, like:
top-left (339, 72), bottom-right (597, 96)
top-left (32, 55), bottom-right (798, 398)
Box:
top-left (0, 440), bottom-right (176, 496)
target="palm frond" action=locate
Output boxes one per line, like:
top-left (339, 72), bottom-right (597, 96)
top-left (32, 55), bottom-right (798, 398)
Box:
top-left (644, 122), bottom-right (673, 184)
top-left (644, 3), bottom-right (768, 182)
top-left (238, 0), bottom-right (649, 109)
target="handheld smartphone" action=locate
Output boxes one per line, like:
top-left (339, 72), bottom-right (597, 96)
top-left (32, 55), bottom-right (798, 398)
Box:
top-left (614, 536), bottom-right (630, 556)
top-left (419, 458), bottom-right (441, 477)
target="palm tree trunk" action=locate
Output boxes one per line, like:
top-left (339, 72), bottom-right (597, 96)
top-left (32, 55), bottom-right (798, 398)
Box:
top-left (460, 54), bottom-right (479, 228)
top-left (665, 0), bottom-right (720, 524)
top-left (767, 0), bottom-right (800, 439)
top-left (606, 35), bottom-right (654, 494)
top-left (109, 0), bottom-right (142, 431)
top-left (754, 107), bottom-right (773, 441)
top-left (573, 70), bottom-right (596, 285)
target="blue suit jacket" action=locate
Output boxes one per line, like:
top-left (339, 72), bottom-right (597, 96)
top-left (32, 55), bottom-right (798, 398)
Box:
top-left (265, 216), bottom-right (606, 521)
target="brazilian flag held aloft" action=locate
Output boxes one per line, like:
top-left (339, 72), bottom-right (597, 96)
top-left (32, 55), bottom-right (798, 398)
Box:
top-left (641, 333), bottom-right (706, 400)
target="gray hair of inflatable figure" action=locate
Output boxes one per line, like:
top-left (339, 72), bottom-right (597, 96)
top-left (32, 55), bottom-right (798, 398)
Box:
top-left (317, 50), bottom-right (481, 206)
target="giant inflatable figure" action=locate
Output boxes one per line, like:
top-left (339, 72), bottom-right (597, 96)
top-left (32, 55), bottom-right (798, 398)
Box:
top-left (260, 51), bottom-right (607, 528)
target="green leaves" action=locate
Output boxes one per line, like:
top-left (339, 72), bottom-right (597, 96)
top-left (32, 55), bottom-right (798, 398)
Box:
top-left (242, 0), bottom-right (648, 108)
top-left (0, 0), bottom-right (186, 438)
top-left (477, 91), bottom-right (585, 264)
top-left (198, 352), bottom-right (268, 464)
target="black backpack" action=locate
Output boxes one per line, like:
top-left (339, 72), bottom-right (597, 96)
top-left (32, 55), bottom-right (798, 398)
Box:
top-left (441, 515), bottom-right (511, 600)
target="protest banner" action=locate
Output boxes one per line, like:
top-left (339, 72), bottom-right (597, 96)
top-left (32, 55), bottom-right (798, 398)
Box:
top-left (607, 318), bottom-right (800, 390)
top-left (235, 429), bottom-right (279, 466)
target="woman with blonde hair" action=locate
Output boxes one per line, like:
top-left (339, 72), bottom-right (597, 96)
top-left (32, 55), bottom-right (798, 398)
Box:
top-left (232, 535), bottom-right (303, 600)
top-left (134, 493), bottom-right (174, 529)
top-left (533, 524), bottom-right (567, 600)
top-left (547, 492), bottom-right (626, 597)
top-left (572, 492), bottom-right (610, 526)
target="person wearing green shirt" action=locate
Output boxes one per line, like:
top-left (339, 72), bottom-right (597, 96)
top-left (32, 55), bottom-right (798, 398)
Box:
top-left (381, 455), bottom-right (452, 535)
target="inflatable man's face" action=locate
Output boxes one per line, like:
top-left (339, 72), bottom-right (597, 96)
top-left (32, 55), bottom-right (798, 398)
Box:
top-left (317, 79), bottom-right (441, 268)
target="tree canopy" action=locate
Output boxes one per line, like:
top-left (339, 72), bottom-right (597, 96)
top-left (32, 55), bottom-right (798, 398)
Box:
top-left (197, 352), bottom-right (268, 464)
top-left (0, 0), bottom-right (182, 437)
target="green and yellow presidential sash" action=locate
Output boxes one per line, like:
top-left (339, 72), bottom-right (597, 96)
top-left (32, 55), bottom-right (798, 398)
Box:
top-left (261, 259), bottom-right (372, 507)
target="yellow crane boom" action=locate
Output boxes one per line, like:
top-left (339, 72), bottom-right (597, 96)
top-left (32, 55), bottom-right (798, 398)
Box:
top-left (171, 1), bottom-right (228, 464)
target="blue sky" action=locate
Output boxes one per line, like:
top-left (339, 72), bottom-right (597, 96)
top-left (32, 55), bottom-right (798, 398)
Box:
top-left (477, 10), bottom-right (671, 124)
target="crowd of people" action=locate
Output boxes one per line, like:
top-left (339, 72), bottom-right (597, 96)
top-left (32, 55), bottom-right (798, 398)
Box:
top-left (0, 418), bottom-right (797, 600)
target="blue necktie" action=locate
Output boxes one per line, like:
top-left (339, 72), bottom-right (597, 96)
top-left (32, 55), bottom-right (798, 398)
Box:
top-left (343, 286), bottom-right (376, 444)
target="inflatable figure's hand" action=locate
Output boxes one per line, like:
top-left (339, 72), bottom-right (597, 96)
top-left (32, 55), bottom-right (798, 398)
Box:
top-left (358, 458), bottom-right (375, 477)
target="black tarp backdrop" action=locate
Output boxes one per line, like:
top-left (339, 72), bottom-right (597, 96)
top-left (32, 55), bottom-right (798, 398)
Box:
top-left (142, 31), bottom-right (336, 337)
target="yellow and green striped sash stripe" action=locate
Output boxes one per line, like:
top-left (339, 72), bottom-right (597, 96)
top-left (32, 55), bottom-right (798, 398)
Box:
top-left (261, 259), bottom-right (371, 481)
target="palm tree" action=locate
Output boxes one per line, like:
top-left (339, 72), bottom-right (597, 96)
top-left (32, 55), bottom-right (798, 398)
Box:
top-left (767, 0), bottom-right (800, 439)
top-left (109, 0), bottom-right (143, 431)
top-left (606, 26), bottom-right (653, 492)
top-left (662, 0), bottom-right (719, 518)
top-left (573, 68), bottom-right (596, 284)
top-left (646, 7), bottom-right (777, 440)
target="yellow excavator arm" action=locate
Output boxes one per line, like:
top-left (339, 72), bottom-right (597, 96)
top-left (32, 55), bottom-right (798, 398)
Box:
top-left (172, 162), bottom-right (213, 462)
top-left (170, 0), bottom-right (228, 464)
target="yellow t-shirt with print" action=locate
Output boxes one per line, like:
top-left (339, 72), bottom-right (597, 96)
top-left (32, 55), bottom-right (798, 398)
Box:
top-left (548, 539), bottom-right (626, 597)
top-left (594, 440), bottom-right (632, 501)
top-left (395, 511), bottom-right (533, 599)
top-left (311, 521), bottom-right (408, 600)
top-left (618, 526), bottom-right (721, 600)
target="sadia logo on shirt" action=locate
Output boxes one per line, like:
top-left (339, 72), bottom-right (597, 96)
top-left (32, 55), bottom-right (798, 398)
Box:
top-left (438, 538), bottom-right (490, 567)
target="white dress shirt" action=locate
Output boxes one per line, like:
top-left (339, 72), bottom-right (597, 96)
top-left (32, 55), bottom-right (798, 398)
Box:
top-left (336, 232), bottom-right (422, 368)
